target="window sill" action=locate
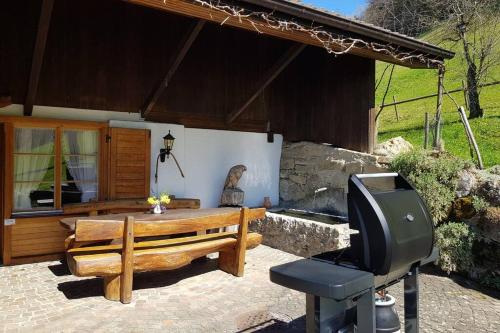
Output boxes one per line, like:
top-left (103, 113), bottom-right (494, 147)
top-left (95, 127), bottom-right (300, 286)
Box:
top-left (11, 210), bottom-right (64, 218)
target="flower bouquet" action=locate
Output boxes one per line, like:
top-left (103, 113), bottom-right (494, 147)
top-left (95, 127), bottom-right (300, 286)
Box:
top-left (147, 193), bottom-right (171, 214)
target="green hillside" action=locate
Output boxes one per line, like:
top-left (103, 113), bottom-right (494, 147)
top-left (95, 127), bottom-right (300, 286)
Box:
top-left (376, 26), bottom-right (500, 167)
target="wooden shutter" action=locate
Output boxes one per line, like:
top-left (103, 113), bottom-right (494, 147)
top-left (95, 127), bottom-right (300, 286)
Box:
top-left (108, 128), bottom-right (151, 200)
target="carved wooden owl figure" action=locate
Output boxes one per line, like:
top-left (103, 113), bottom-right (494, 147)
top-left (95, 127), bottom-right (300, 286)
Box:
top-left (223, 165), bottom-right (247, 189)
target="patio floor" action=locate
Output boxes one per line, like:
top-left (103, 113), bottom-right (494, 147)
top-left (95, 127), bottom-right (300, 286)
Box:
top-left (0, 245), bottom-right (499, 333)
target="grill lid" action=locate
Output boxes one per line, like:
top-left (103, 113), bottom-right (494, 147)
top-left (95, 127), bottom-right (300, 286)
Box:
top-left (348, 173), bottom-right (434, 276)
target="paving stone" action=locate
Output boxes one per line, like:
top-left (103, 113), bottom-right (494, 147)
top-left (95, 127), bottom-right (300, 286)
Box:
top-left (0, 246), bottom-right (499, 332)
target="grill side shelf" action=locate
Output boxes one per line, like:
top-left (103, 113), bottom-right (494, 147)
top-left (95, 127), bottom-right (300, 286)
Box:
top-left (269, 258), bottom-right (374, 301)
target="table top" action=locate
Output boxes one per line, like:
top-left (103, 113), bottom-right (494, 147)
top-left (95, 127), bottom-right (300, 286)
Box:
top-left (60, 207), bottom-right (244, 231)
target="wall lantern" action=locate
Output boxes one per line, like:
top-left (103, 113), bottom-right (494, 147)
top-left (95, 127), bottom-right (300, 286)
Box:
top-left (160, 131), bottom-right (175, 162)
top-left (155, 130), bottom-right (185, 183)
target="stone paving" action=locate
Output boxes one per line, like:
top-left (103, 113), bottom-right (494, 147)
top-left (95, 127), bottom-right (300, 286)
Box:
top-left (0, 245), bottom-right (498, 332)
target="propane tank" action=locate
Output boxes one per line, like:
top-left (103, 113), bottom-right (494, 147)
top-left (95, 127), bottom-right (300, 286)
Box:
top-left (375, 293), bottom-right (400, 333)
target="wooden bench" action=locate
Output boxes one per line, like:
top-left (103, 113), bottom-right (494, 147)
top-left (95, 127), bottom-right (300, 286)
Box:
top-left (65, 207), bottom-right (264, 303)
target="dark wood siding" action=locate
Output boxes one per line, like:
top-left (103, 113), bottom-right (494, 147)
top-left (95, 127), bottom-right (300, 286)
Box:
top-left (267, 47), bottom-right (376, 152)
top-left (1, 0), bottom-right (375, 152)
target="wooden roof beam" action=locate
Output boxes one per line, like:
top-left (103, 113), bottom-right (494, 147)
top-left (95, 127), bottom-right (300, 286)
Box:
top-left (226, 43), bottom-right (306, 124)
top-left (24, 0), bottom-right (55, 116)
top-left (123, 0), bottom-right (440, 69)
top-left (141, 19), bottom-right (206, 118)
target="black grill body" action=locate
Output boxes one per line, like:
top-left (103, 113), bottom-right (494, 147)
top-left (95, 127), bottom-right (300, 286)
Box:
top-left (270, 173), bottom-right (437, 333)
top-left (348, 174), bottom-right (434, 285)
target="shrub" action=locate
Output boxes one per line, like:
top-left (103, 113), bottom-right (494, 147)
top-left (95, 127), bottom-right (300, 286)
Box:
top-left (472, 195), bottom-right (489, 214)
top-left (390, 150), bottom-right (470, 223)
top-left (435, 222), bottom-right (475, 274)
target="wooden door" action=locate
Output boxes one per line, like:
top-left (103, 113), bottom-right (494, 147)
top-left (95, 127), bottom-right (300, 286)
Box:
top-left (108, 128), bottom-right (151, 200)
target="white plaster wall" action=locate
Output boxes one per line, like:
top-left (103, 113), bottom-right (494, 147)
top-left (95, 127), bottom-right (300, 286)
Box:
top-left (2, 105), bottom-right (282, 208)
top-left (184, 128), bottom-right (282, 208)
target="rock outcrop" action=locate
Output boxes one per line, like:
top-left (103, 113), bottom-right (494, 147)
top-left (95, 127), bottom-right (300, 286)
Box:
top-left (279, 141), bottom-right (388, 215)
top-left (373, 136), bottom-right (414, 164)
top-left (475, 171), bottom-right (500, 207)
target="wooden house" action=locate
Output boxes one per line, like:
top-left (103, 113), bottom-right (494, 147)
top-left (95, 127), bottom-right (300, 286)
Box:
top-left (0, 0), bottom-right (454, 265)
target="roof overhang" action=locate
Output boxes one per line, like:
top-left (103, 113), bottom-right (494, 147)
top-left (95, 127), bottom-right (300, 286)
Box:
top-left (123, 0), bottom-right (454, 69)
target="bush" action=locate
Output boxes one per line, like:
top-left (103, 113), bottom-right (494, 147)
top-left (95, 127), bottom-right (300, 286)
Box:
top-left (435, 222), bottom-right (475, 274)
top-left (390, 150), bottom-right (471, 223)
top-left (472, 195), bottom-right (489, 214)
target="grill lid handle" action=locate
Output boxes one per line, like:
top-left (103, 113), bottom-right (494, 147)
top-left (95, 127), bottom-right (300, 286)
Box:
top-left (353, 173), bottom-right (414, 191)
top-left (354, 172), bottom-right (398, 179)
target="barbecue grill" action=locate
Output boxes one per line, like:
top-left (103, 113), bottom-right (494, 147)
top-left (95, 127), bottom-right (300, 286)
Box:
top-left (270, 173), bottom-right (438, 333)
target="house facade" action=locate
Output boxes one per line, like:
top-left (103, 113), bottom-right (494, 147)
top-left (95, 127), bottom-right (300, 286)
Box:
top-left (0, 0), bottom-right (453, 265)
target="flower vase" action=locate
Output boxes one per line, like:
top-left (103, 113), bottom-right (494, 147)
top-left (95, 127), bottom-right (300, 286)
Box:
top-left (153, 204), bottom-right (162, 214)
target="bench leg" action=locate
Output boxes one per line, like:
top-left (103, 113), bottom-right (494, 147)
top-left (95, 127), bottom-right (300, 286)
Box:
top-left (218, 249), bottom-right (237, 276)
top-left (103, 275), bottom-right (121, 301)
top-left (218, 208), bottom-right (250, 277)
top-left (120, 216), bottom-right (135, 304)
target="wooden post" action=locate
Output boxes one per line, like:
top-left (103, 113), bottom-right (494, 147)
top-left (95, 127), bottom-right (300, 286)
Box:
top-left (424, 112), bottom-right (429, 149)
top-left (2, 123), bottom-right (14, 265)
top-left (368, 107), bottom-right (377, 154)
top-left (120, 216), bottom-right (135, 304)
top-left (234, 207), bottom-right (249, 277)
top-left (458, 106), bottom-right (484, 169)
top-left (462, 80), bottom-right (470, 111)
top-left (24, 0), bottom-right (55, 116)
top-left (392, 96), bottom-right (400, 121)
top-left (433, 67), bottom-right (445, 149)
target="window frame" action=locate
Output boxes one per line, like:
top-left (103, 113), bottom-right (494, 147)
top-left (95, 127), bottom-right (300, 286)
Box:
top-left (1, 116), bottom-right (108, 217)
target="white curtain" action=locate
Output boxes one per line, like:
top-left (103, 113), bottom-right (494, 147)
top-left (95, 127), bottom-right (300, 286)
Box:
top-left (14, 128), bottom-right (54, 210)
top-left (62, 130), bottom-right (98, 202)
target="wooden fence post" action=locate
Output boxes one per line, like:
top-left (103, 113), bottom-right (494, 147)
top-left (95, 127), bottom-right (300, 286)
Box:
top-left (462, 80), bottom-right (470, 111)
top-left (392, 95), bottom-right (400, 121)
top-left (368, 107), bottom-right (377, 154)
top-left (424, 112), bottom-right (429, 149)
top-left (433, 67), bottom-right (445, 149)
top-left (457, 106), bottom-right (484, 169)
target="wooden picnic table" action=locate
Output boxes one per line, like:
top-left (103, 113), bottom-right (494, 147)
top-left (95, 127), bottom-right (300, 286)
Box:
top-left (62, 206), bottom-right (266, 303)
top-left (60, 207), bottom-right (252, 232)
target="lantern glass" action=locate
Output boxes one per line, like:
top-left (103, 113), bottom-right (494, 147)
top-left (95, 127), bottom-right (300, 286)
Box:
top-left (163, 131), bottom-right (175, 152)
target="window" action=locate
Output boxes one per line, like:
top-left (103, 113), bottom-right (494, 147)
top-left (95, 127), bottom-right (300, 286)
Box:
top-left (62, 130), bottom-right (99, 204)
top-left (12, 126), bottom-right (100, 212)
top-left (13, 128), bottom-right (55, 210)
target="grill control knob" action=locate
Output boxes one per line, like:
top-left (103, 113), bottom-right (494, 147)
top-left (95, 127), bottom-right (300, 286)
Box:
top-left (405, 213), bottom-right (415, 222)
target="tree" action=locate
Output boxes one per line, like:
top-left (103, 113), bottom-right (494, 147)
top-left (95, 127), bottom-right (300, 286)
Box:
top-left (362, 0), bottom-right (448, 37)
top-left (443, 0), bottom-right (500, 118)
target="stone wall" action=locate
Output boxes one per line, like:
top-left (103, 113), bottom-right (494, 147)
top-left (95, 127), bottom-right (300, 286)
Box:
top-left (279, 141), bottom-right (389, 215)
top-left (250, 212), bottom-right (350, 257)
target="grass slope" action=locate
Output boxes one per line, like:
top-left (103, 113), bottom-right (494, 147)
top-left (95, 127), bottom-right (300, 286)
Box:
top-left (376, 25), bottom-right (500, 167)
